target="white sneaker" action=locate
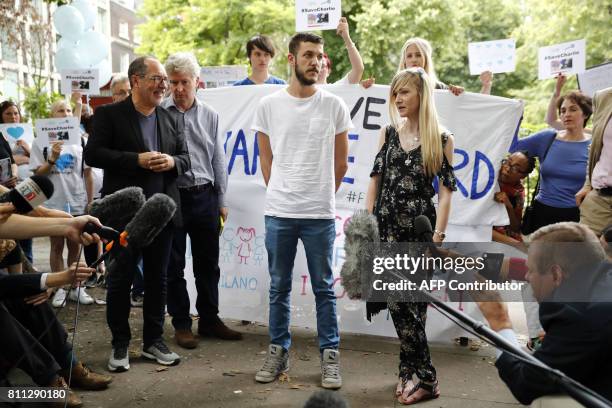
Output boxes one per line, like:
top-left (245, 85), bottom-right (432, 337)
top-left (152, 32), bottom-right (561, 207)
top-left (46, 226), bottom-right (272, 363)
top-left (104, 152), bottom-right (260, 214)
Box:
top-left (51, 288), bottom-right (67, 308)
top-left (321, 349), bottom-right (342, 389)
top-left (68, 287), bottom-right (94, 305)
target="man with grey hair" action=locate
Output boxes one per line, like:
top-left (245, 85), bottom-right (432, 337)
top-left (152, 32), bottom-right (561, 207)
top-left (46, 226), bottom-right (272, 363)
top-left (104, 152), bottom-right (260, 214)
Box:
top-left (477, 222), bottom-right (612, 405)
top-left (162, 51), bottom-right (241, 349)
top-left (110, 74), bottom-right (130, 103)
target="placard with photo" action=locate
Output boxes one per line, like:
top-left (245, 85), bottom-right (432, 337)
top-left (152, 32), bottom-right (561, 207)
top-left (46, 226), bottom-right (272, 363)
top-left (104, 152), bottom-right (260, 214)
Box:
top-left (295, 0), bottom-right (342, 32)
top-left (0, 157), bottom-right (12, 183)
top-left (60, 69), bottom-right (100, 95)
top-left (35, 117), bottom-right (80, 148)
top-left (538, 39), bottom-right (586, 80)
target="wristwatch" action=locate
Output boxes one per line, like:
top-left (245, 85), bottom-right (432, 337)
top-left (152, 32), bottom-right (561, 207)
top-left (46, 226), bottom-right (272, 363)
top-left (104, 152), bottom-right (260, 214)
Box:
top-left (434, 230), bottom-right (446, 240)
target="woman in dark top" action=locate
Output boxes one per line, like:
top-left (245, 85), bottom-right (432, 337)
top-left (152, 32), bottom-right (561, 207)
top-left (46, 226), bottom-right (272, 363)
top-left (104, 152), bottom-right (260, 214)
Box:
top-left (366, 68), bottom-right (456, 405)
top-left (0, 100), bottom-right (20, 188)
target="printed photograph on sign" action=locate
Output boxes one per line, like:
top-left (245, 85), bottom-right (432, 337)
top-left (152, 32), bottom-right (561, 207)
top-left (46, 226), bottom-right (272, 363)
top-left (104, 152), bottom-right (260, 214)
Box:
top-left (60, 69), bottom-right (100, 95)
top-left (295, 0), bottom-right (341, 32)
top-left (0, 157), bottom-right (11, 182)
top-left (34, 117), bottom-right (81, 148)
top-left (538, 39), bottom-right (586, 80)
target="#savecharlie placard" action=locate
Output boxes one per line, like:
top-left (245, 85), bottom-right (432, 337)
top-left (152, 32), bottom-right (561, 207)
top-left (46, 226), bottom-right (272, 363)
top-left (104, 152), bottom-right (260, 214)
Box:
top-left (35, 117), bottom-right (80, 148)
top-left (538, 39), bottom-right (586, 80)
top-left (295, 0), bottom-right (342, 32)
top-left (60, 69), bottom-right (100, 95)
top-left (0, 123), bottom-right (34, 148)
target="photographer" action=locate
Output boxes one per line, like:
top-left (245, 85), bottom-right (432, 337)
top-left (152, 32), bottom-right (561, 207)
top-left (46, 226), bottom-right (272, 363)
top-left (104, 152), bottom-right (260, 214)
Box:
top-left (477, 222), bottom-right (612, 405)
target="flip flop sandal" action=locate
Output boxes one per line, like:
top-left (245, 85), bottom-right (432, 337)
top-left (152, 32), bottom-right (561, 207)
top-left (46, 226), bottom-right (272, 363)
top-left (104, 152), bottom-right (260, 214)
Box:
top-left (398, 380), bottom-right (440, 405)
top-left (395, 377), bottom-right (410, 397)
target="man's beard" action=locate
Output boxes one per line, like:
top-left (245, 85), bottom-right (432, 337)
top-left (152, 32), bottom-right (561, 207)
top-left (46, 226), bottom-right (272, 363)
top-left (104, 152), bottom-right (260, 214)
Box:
top-left (295, 65), bottom-right (317, 86)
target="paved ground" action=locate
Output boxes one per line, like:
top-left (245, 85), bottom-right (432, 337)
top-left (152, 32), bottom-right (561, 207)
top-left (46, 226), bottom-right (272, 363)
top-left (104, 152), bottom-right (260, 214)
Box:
top-left (8, 238), bottom-right (524, 407)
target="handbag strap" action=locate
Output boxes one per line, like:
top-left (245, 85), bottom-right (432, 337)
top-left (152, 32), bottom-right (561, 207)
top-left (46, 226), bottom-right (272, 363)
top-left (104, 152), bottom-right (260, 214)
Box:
top-left (531, 132), bottom-right (557, 200)
top-left (374, 126), bottom-right (392, 215)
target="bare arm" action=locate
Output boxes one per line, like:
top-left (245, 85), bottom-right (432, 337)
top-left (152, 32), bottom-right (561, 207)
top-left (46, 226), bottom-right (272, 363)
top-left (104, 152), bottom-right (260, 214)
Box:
top-left (434, 135), bottom-right (455, 242)
top-left (337, 17), bottom-right (364, 84)
top-left (334, 130), bottom-right (349, 192)
top-left (365, 128), bottom-right (387, 212)
top-left (546, 74), bottom-right (565, 130)
top-left (84, 167), bottom-right (94, 205)
top-left (257, 132), bottom-right (272, 186)
top-left (479, 71), bottom-right (493, 95)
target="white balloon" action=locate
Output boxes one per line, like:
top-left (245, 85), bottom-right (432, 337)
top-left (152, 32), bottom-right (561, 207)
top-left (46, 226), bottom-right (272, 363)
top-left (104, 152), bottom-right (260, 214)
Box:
top-left (53, 5), bottom-right (84, 42)
top-left (92, 59), bottom-right (113, 87)
top-left (55, 46), bottom-right (84, 71)
top-left (76, 31), bottom-right (110, 67)
top-left (71, 0), bottom-right (97, 31)
top-left (57, 37), bottom-right (79, 50)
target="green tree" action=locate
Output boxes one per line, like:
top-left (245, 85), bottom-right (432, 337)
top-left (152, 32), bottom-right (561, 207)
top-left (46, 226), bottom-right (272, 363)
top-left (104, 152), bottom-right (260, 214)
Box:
top-left (137, 0), bottom-right (295, 78)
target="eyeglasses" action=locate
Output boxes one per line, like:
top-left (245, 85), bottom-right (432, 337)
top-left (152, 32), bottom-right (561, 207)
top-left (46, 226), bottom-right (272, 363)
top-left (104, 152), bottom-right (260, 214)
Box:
top-left (139, 75), bottom-right (169, 85)
top-left (501, 158), bottom-right (528, 175)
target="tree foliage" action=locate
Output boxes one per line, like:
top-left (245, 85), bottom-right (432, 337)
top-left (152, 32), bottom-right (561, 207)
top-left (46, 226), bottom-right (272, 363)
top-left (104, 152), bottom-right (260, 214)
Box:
top-left (137, 0), bottom-right (610, 126)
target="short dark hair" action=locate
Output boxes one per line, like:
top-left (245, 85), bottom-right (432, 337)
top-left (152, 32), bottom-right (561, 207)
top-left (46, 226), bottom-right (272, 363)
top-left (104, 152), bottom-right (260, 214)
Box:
top-left (303, 390), bottom-right (348, 408)
top-left (128, 56), bottom-right (156, 87)
top-left (556, 91), bottom-right (593, 127)
top-left (246, 35), bottom-right (276, 59)
top-left (0, 100), bottom-right (21, 123)
top-left (516, 150), bottom-right (536, 174)
top-left (288, 32), bottom-right (324, 56)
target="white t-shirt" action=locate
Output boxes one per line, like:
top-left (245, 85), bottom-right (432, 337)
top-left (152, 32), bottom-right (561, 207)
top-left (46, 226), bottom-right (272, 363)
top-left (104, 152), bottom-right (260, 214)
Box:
top-left (252, 88), bottom-right (352, 219)
top-left (30, 140), bottom-right (88, 214)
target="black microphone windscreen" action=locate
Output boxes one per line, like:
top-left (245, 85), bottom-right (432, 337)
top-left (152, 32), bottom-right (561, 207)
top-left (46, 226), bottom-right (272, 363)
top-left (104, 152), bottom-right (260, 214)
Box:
top-left (124, 193), bottom-right (176, 248)
top-left (414, 215), bottom-right (433, 239)
top-left (0, 176), bottom-right (54, 213)
top-left (89, 187), bottom-right (146, 231)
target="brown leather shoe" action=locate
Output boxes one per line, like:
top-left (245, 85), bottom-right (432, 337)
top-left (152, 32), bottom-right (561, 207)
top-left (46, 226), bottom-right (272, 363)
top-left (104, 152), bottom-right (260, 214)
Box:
top-left (175, 329), bottom-right (198, 349)
top-left (60, 361), bottom-right (113, 390)
top-left (48, 376), bottom-right (82, 408)
top-left (198, 318), bottom-right (243, 340)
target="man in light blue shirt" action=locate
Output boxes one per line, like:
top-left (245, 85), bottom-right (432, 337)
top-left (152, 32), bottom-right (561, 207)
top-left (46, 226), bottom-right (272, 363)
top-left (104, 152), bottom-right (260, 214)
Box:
top-left (162, 52), bottom-right (242, 348)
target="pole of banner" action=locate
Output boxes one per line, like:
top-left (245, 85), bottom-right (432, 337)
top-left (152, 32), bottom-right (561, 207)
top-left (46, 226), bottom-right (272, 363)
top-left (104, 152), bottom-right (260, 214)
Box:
top-left (386, 268), bottom-right (612, 408)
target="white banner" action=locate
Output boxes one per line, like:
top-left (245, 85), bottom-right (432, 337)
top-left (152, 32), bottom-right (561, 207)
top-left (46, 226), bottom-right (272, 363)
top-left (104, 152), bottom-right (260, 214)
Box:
top-left (468, 38), bottom-right (516, 75)
top-left (200, 65), bottom-right (248, 88)
top-left (538, 39), bottom-right (586, 80)
top-left (185, 84), bottom-right (523, 340)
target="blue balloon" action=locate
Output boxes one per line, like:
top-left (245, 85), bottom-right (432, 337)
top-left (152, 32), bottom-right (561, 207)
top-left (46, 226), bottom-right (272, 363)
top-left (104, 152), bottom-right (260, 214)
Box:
top-left (92, 59), bottom-right (113, 88)
top-left (57, 37), bottom-right (78, 50)
top-left (76, 31), bottom-right (110, 67)
top-left (71, 0), bottom-right (97, 31)
top-left (53, 5), bottom-right (85, 42)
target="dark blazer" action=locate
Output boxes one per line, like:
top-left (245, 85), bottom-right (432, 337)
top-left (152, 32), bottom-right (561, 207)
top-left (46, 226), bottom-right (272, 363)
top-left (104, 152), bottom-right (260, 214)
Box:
top-left (496, 262), bottom-right (612, 405)
top-left (84, 96), bottom-right (190, 226)
top-left (0, 273), bottom-right (43, 300)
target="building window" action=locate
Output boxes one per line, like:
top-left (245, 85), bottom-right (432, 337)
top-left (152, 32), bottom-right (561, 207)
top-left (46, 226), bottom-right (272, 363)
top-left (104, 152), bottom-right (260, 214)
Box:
top-left (120, 52), bottom-right (130, 73)
top-left (118, 21), bottom-right (130, 40)
top-left (1, 29), bottom-right (18, 63)
top-left (1, 70), bottom-right (20, 101)
top-left (97, 7), bottom-right (108, 35)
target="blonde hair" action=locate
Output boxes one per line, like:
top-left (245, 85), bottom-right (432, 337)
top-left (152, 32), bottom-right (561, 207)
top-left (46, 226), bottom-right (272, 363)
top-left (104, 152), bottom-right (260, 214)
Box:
top-left (398, 37), bottom-right (439, 85)
top-left (389, 68), bottom-right (443, 177)
top-left (50, 99), bottom-right (72, 117)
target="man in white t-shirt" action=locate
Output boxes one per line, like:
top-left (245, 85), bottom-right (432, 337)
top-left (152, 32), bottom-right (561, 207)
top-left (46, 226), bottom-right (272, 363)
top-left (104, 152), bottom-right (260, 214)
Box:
top-left (251, 32), bottom-right (352, 390)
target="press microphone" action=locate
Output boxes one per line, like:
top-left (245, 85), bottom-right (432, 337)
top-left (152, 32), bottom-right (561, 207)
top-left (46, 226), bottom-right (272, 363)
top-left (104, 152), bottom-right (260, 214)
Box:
top-left (87, 193), bottom-right (177, 269)
top-left (0, 175), bottom-right (54, 214)
top-left (340, 210), bottom-right (380, 300)
top-left (88, 186), bottom-right (146, 231)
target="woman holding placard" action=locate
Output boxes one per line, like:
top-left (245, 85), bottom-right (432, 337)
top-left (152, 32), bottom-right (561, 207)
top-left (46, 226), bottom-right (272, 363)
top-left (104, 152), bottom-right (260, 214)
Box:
top-left (398, 37), bottom-right (465, 96)
top-left (0, 101), bottom-right (21, 188)
top-left (30, 95), bottom-right (95, 307)
top-left (366, 68), bottom-right (456, 405)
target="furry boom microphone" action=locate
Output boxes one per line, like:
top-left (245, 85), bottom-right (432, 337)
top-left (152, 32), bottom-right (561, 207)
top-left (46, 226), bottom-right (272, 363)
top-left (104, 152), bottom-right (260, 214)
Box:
top-left (88, 186), bottom-right (146, 231)
top-left (340, 210), bottom-right (380, 299)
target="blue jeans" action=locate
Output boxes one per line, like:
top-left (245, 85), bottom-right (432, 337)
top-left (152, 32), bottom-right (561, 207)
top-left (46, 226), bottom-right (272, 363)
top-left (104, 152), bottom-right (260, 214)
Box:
top-left (265, 216), bottom-right (339, 353)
